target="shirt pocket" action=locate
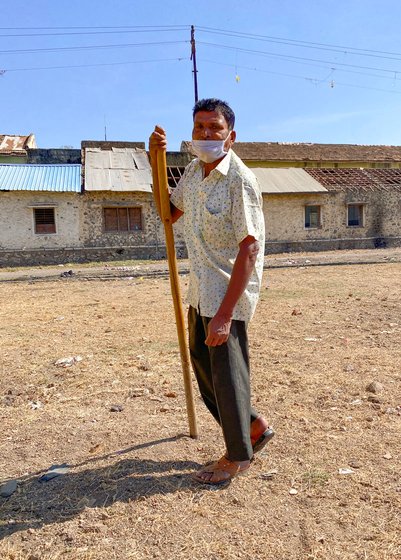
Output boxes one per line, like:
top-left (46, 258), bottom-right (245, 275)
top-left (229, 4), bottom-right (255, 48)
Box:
top-left (204, 181), bottom-right (229, 215)
top-left (201, 205), bottom-right (234, 249)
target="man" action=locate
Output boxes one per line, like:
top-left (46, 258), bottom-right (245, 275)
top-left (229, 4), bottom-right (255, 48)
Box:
top-left (149, 98), bottom-right (273, 485)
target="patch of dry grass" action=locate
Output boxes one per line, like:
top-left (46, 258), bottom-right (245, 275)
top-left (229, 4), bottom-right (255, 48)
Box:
top-left (0, 263), bottom-right (400, 559)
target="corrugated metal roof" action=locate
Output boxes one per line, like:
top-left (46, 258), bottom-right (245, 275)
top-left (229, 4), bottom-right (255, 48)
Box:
top-left (0, 164), bottom-right (81, 192)
top-left (84, 147), bottom-right (152, 192)
top-left (252, 168), bottom-right (328, 194)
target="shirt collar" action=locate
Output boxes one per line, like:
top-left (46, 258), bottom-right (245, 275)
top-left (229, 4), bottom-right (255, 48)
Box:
top-left (214, 149), bottom-right (232, 176)
top-left (196, 149), bottom-right (232, 177)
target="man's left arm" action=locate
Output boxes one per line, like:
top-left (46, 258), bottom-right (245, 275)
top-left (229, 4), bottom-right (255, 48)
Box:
top-left (205, 235), bottom-right (259, 347)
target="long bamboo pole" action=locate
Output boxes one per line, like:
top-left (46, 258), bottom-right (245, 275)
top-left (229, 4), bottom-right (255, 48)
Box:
top-left (151, 148), bottom-right (198, 438)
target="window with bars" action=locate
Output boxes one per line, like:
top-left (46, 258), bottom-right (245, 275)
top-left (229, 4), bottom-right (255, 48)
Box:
top-left (305, 205), bottom-right (321, 229)
top-left (103, 207), bottom-right (142, 232)
top-left (34, 208), bottom-right (56, 234)
top-left (347, 204), bottom-right (364, 227)
top-left (167, 166), bottom-right (186, 189)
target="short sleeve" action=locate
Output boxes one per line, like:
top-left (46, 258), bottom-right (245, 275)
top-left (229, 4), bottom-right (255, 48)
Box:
top-left (231, 175), bottom-right (264, 245)
top-left (170, 177), bottom-right (184, 212)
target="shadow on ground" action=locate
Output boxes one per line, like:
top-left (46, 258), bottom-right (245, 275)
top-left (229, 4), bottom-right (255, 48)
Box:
top-left (0, 435), bottom-right (212, 538)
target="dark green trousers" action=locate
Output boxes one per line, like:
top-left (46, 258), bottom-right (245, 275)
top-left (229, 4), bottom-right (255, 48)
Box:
top-left (188, 306), bottom-right (260, 461)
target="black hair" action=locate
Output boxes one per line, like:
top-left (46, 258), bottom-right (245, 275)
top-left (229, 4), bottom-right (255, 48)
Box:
top-left (192, 98), bottom-right (235, 130)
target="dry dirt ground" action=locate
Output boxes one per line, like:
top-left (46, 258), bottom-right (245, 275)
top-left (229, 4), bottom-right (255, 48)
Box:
top-left (0, 261), bottom-right (400, 560)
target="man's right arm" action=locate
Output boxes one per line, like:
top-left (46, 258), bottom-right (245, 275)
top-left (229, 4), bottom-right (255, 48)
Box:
top-left (171, 204), bottom-right (184, 223)
top-left (149, 125), bottom-right (184, 223)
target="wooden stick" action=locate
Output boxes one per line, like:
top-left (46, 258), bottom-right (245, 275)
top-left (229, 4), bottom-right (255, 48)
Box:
top-left (151, 148), bottom-right (198, 438)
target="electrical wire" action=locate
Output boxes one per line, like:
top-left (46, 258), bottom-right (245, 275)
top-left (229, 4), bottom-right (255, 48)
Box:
top-left (0, 26), bottom-right (189, 38)
top-left (0, 40), bottom-right (188, 55)
top-left (1, 23), bottom-right (398, 79)
top-left (0, 25), bottom-right (189, 30)
top-left (0, 30), bottom-right (185, 38)
top-left (202, 47), bottom-right (400, 82)
top-left (2, 23), bottom-right (399, 61)
top-left (1, 23), bottom-right (399, 95)
top-left (2, 23), bottom-right (398, 61)
top-left (197, 26), bottom-right (401, 61)
top-left (200, 58), bottom-right (401, 95)
top-left (198, 41), bottom-right (401, 76)
top-left (1, 57), bottom-right (186, 73)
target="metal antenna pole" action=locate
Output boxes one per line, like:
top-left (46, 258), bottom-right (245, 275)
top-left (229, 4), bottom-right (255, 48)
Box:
top-left (190, 25), bottom-right (198, 103)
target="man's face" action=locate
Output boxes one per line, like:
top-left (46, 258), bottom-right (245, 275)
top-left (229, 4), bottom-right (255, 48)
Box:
top-left (192, 110), bottom-right (236, 151)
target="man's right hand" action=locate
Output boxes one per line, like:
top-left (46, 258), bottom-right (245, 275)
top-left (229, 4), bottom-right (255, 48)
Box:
top-left (148, 125), bottom-right (183, 222)
top-left (149, 125), bottom-right (167, 158)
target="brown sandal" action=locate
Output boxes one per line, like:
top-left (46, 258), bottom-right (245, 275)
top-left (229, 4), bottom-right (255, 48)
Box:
top-left (192, 456), bottom-right (251, 486)
top-left (252, 427), bottom-right (275, 454)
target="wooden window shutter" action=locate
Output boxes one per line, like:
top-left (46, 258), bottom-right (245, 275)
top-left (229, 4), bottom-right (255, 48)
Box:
top-left (118, 208), bottom-right (129, 231)
top-left (34, 208), bottom-right (56, 234)
top-left (104, 208), bottom-right (119, 231)
top-left (128, 208), bottom-right (142, 231)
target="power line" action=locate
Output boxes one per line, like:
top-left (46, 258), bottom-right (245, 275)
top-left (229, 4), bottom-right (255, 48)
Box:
top-left (200, 58), bottom-right (401, 95)
top-left (0, 27), bottom-right (189, 38)
top-left (328, 80), bottom-right (401, 95)
top-left (2, 23), bottom-right (399, 61)
top-left (2, 51), bottom-right (397, 87)
top-left (197, 26), bottom-right (401, 62)
top-left (2, 23), bottom-right (398, 76)
top-left (1, 57), bottom-right (186, 73)
top-left (0, 40), bottom-right (188, 55)
top-left (1, 22), bottom-right (399, 97)
top-left (2, 22), bottom-right (400, 62)
top-left (0, 30), bottom-right (185, 38)
top-left (201, 58), bottom-right (328, 83)
top-left (0, 25), bottom-right (189, 30)
top-left (218, 52), bottom-right (400, 82)
top-left (198, 41), bottom-right (401, 76)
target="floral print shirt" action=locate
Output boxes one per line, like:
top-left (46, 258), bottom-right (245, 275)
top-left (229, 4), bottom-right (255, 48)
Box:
top-left (170, 149), bottom-right (265, 322)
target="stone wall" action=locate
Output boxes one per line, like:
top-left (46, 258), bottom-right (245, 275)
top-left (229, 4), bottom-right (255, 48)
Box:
top-left (1, 186), bottom-right (400, 267)
top-left (166, 151), bottom-right (193, 167)
top-left (0, 244), bottom-right (188, 267)
top-left (79, 190), bottom-right (184, 246)
top-left (0, 191), bottom-right (81, 251)
top-left (0, 190), bottom-right (186, 266)
top-left (81, 191), bottom-right (184, 247)
top-left (27, 149), bottom-right (81, 164)
top-left (263, 189), bottom-right (401, 253)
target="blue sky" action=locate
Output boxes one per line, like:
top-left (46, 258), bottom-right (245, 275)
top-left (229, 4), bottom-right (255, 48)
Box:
top-left (2, 1), bottom-right (401, 150)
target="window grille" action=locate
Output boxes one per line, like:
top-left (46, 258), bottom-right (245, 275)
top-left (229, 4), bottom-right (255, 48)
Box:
top-left (34, 208), bottom-right (56, 234)
top-left (167, 166), bottom-right (186, 189)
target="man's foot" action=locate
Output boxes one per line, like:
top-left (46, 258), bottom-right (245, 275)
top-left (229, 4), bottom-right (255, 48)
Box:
top-left (251, 417), bottom-right (275, 454)
top-left (192, 456), bottom-right (251, 486)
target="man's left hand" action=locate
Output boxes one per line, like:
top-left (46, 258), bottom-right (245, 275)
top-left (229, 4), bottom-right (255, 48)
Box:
top-left (205, 313), bottom-right (232, 347)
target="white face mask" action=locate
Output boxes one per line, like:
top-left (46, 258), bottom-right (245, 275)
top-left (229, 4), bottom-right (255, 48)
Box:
top-left (191, 133), bottom-right (232, 163)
